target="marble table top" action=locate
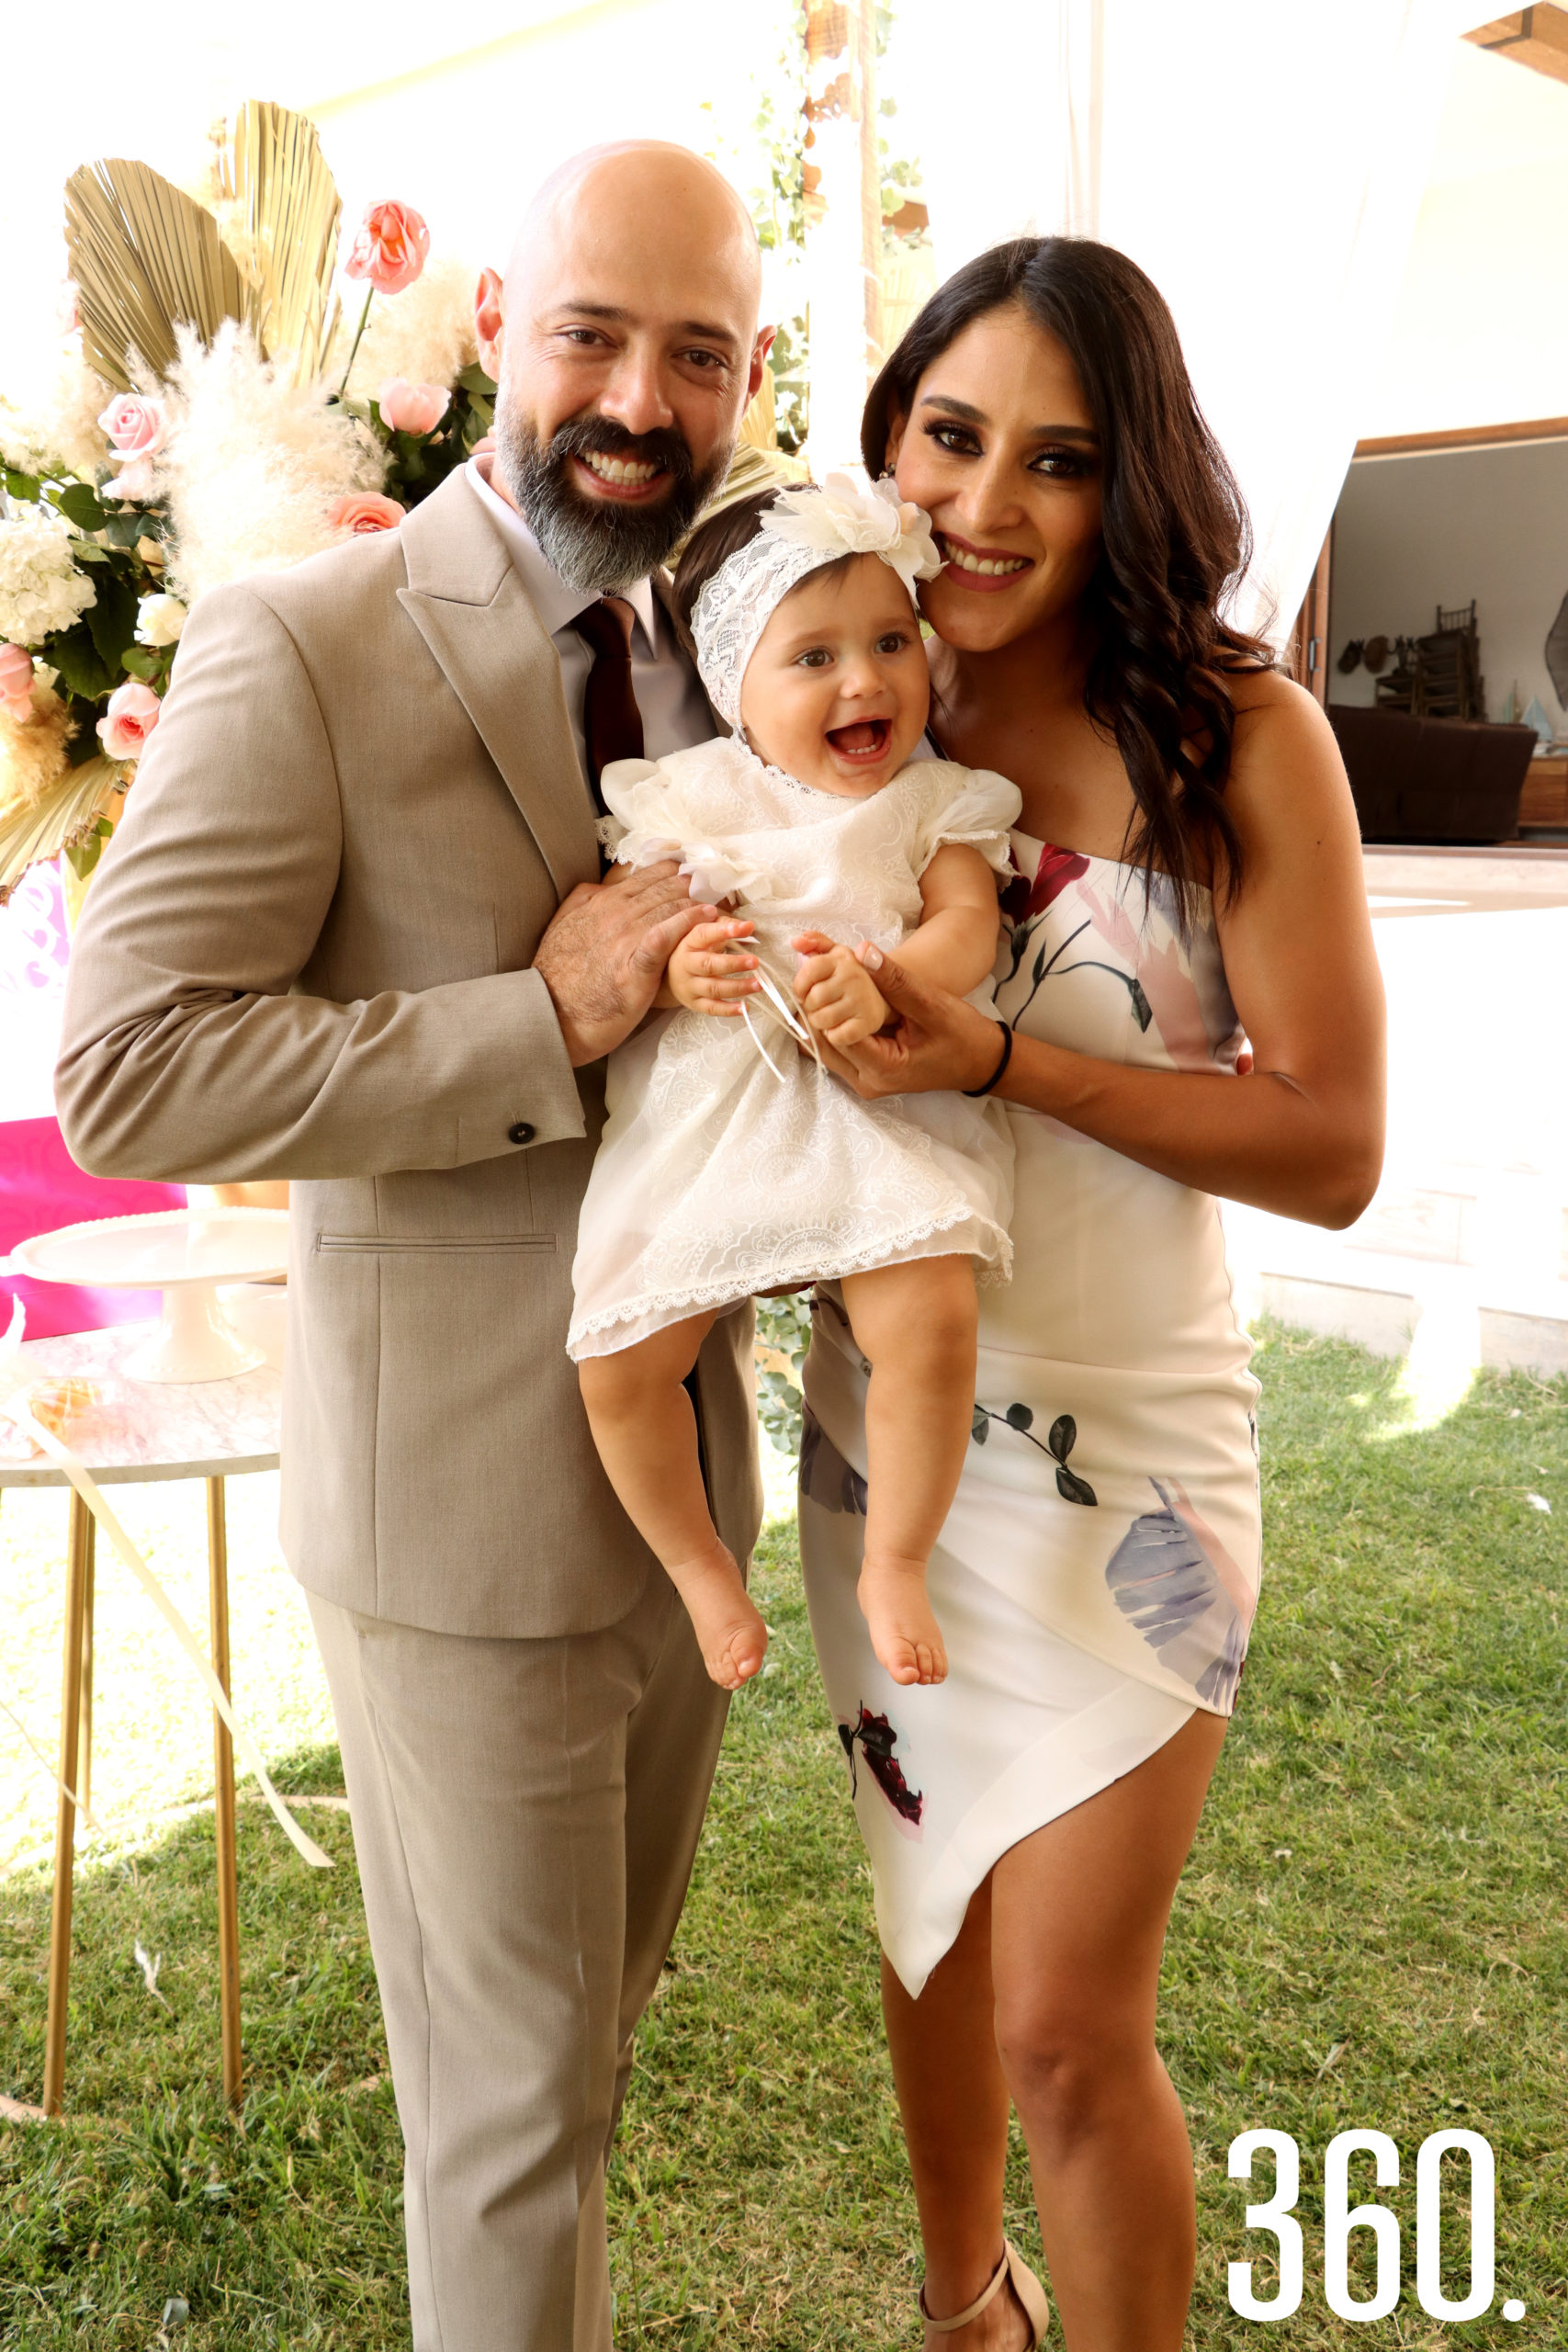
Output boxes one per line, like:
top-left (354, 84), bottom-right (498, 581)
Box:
top-left (0, 1322), bottom-right (281, 1488)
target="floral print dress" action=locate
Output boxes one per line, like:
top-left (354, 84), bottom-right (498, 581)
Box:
top-left (799, 831), bottom-right (1262, 1997)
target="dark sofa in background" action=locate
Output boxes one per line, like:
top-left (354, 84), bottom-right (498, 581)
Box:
top-left (1327, 707), bottom-right (1538, 844)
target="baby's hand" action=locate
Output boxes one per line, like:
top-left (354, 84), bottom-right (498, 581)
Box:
top-left (667, 919), bottom-right (761, 1016)
top-left (791, 931), bottom-right (890, 1048)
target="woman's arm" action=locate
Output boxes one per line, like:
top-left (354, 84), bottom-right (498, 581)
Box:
top-left (827, 681), bottom-right (1386, 1230)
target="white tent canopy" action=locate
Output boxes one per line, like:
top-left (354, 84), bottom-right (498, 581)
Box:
top-left (893, 0), bottom-right (1477, 642)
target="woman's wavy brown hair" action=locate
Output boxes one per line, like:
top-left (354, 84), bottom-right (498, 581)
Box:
top-left (863, 236), bottom-right (1273, 917)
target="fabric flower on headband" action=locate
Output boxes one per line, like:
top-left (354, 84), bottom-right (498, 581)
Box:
top-left (693, 472), bottom-right (944, 731)
top-left (763, 472), bottom-right (943, 598)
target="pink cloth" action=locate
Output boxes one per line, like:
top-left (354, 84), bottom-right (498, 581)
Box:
top-left (0, 1115), bottom-right (186, 1339)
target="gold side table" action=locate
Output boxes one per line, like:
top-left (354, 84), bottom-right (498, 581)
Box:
top-left (1, 1318), bottom-right (281, 2114)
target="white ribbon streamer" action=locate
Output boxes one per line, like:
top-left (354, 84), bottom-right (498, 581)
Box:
top-left (0, 1300), bottom-right (332, 1871)
top-left (740, 958), bottom-right (827, 1083)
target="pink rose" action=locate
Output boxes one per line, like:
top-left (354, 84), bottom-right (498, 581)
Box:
top-left (96, 679), bottom-right (162, 763)
top-left (96, 393), bottom-right (167, 458)
top-left (377, 378), bottom-right (448, 435)
top-left (328, 492), bottom-right (407, 536)
top-left (0, 643), bottom-right (35, 716)
top-left (344, 201), bottom-right (431, 296)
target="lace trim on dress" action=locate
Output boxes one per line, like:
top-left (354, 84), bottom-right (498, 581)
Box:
top-left (568, 1201), bottom-right (1014, 1353)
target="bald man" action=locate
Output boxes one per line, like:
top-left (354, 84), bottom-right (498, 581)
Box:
top-left (56, 144), bottom-right (770, 2350)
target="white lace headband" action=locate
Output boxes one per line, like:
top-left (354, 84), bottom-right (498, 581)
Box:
top-left (692, 472), bottom-right (943, 731)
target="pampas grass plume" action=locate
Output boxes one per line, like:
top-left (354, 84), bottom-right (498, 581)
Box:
top-left (0, 338), bottom-right (113, 481)
top-left (342, 254), bottom-right (481, 400)
top-left (158, 322), bottom-right (387, 606)
top-left (0, 684), bottom-right (75, 817)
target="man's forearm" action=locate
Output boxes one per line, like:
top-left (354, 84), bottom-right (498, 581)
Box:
top-left (57, 966), bottom-right (586, 1184)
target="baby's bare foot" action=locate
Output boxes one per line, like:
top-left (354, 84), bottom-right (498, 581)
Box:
top-left (666, 1543), bottom-right (768, 1690)
top-left (858, 1553), bottom-right (948, 1687)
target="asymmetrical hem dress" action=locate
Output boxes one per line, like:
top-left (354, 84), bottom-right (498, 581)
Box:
top-left (799, 833), bottom-right (1262, 1997)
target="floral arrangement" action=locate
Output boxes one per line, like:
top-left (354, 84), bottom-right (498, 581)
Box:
top-left (0, 104), bottom-right (499, 903)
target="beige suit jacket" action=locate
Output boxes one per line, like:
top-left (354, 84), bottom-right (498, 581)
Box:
top-left (55, 469), bottom-right (762, 1636)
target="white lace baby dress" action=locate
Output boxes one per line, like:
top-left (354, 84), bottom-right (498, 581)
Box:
top-left (566, 738), bottom-right (1021, 1360)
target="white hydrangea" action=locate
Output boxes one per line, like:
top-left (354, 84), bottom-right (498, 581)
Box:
top-left (0, 508), bottom-right (97, 647)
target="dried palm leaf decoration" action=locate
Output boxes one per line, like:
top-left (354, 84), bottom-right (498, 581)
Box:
top-left (218, 102), bottom-right (342, 386)
top-left (0, 760), bottom-right (125, 908)
top-left (65, 160), bottom-right (250, 390)
top-left (669, 438), bottom-right (810, 566)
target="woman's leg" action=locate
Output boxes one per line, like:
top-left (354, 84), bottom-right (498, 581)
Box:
top-left (882, 1882), bottom-right (1023, 2346)
top-left (992, 1708), bottom-right (1227, 2349)
top-left (578, 1314), bottom-right (767, 1688)
top-left (839, 1256), bottom-right (977, 1685)
top-left (883, 1710), bottom-right (1226, 2349)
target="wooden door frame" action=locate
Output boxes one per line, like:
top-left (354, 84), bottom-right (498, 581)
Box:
top-left (1290, 414), bottom-right (1568, 696)
top-left (1286, 527), bottom-right (1333, 705)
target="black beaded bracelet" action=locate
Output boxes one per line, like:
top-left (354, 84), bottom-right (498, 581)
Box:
top-left (962, 1022), bottom-right (1014, 1098)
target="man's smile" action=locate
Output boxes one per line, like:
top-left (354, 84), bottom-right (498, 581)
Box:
top-left (572, 450), bottom-right (671, 502)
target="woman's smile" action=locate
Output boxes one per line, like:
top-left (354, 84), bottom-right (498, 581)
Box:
top-left (935, 530), bottom-right (1035, 588)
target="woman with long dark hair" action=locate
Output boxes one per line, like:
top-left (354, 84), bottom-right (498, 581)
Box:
top-left (795, 238), bottom-right (1385, 2349)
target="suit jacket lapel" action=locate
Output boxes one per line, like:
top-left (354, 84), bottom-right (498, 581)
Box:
top-left (397, 471), bottom-right (600, 899)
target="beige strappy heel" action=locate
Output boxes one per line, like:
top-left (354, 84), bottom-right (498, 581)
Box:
top-left (919, 2239), bottom-right (1050, 2346)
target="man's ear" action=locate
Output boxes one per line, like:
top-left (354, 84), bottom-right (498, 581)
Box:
top-left (475, 267), bottom-right (505, 379)
top-left (745, 325), bottom-right (778, 409)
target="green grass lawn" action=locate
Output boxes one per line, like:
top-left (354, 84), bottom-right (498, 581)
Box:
top-left (1, 1325), bottom-right (1563, 2347)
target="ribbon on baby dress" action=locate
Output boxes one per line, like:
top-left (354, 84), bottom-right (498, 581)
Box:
top-left (740, 956), bottom-right (828, 1082)
top-left (0, 1298), bottom-right (332, 1870)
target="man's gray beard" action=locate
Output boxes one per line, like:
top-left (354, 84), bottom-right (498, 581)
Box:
top-left (493, 390), bottom-right (731, 594)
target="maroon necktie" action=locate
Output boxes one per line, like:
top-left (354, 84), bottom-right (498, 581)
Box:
top-left (570, 596), bottom-right (644, 809)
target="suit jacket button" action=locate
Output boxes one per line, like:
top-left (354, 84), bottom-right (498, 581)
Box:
top-left (507, 1120), bottom-right (535, 1146)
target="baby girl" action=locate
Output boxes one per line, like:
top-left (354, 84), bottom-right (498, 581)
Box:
top-left (568, 477), bottom-right (1020, 1691)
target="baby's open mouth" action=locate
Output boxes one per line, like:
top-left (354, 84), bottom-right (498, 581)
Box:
top-left (826, 718), bottom-right (891, 761)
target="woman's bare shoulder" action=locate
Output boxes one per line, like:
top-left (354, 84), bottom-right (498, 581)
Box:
top-left (1226, 666), bottom-right (1344, 773)
top-left (1224, 662), bottom-right (1321, 724)
top-left (1221, 667), bottom-right (1359, 866)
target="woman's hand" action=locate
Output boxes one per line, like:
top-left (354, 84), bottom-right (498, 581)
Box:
top-left (665, 919), bottom-right (761, 1016)
top-left (814, 941), bottom-right (1003, 1091)
top-left (791, 931), bottom-right (891, 1049)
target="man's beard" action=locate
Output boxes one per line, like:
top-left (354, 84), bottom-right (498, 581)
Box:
top-left (493, 390), bottom-right (731, 594)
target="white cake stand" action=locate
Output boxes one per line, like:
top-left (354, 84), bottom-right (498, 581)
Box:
top-left (9, 1208), bottom-right (290, 1383)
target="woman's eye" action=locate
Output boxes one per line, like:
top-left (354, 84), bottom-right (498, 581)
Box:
top-left (1031, 448), bottom-right (1092, 479)
top-left (925, 421), bottom-right (979, 456)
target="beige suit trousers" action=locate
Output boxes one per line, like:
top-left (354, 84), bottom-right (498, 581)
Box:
top-left (309, 1566), bottom-right (728, 2352)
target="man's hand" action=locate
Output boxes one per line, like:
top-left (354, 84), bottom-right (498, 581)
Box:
top-left (535, 861), bottom-right (717, 1065)
top-left (791, 930), bottom-right (890, 1049)
top-left (667, 919), bottom-right (761, 1016)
